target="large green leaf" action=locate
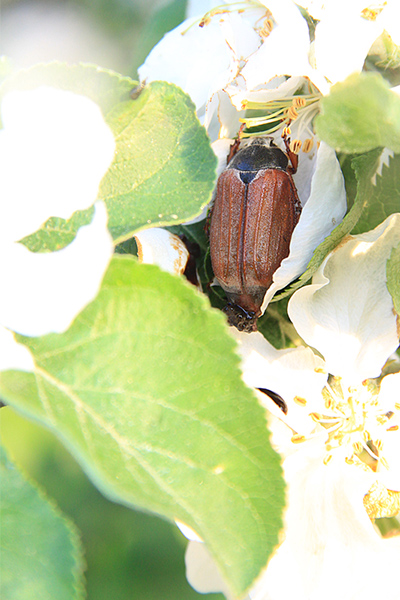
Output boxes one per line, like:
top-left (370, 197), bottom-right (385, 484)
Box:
top-left (315, 72), bottom-right (400, 154)
top-left (3, 63), bottom-right (217, 248)
top-left (0, 446), bottom-right (84, 600)
top-left (0, 256), bottom-right (285, 599)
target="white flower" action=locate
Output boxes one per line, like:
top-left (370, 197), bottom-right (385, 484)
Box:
top-left (0, 86), bottom-right (115, 371)
top-left (139, 0), bottom-right (397, 139)
top-left (183, 213), bottom-right (400, 600)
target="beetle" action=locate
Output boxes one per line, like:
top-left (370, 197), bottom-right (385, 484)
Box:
top-left (209, 136), bottom-right (302, 332)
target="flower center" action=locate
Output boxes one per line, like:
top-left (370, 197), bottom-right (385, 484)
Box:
top-left (239, 87), bottom-right (321, 150)
top-left (291, 376), bottom-right (400, 520)
top-left (309, 376), bottom-right (395, 469)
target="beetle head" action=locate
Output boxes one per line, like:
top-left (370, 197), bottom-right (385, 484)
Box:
top-left (222, 303), bottom-right (258, 332)
top-left (227, 136), bottom-right (289, 178)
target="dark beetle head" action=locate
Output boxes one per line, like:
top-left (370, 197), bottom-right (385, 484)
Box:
top-left (222, 303), bottom-right (258, 332)
top-left (227, 137), bottom-right (289, 184)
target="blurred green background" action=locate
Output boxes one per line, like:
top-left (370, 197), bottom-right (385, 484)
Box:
top-left (0, 0), bottom-right (187, 78)
top-left (0, 0), bottom-right (223, 598)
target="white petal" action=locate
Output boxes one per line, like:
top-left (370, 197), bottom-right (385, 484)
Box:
top-left (260, 142), bottom-right (346, 312)
top-left (0, 87), bottom-right (115, 243)
top-left (205, 90), bottom-right (243, 141)
top-left (0, 327), bottom-right (35, 372)
top-left (313, 1), bottom-right (383, 84)
top-left (227, 75), bottom-right (306, 111)
top-left (251, 453), bottom-right (400, 600)
top-left (0, 202), bottom-right (113, 336)
top-left (288, 213), bottom-right (400, 381)
top-left (138, 16), bottom-right (239, 110)
top-left (239, 1), bottom-right (311, 90)
top-left (185, 541), bottom-right (232, 598)
top-left (230, 329), bottom-right (327, 435)
top-left (134, 228), bottom-right (189, 275)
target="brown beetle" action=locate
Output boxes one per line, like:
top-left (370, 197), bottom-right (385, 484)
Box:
top-left (209, 136), bottom-right (302, 332)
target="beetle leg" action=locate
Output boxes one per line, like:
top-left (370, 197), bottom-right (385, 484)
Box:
top-left (227, 123), bottom-right (245, 163)
top-left (282, 134), bottom-right (298, 175)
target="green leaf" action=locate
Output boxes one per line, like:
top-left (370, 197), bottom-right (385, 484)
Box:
top-left (315, 72), bottom-right (400, 153)
top-left (350, 153), bottom-right (400, 234)
top-left (273, 149), bottom-right (382, 301)
top-left (387, 241), bottom-right (400, 316)
top-left (3, 63), bottom-right (217, 248)
top-left (100, 80), bottom-right (217, 242)
top-left (20, 209), bottom-right (94, 253)
top-left (0, 446), bottom-right (84, 600)
top-left (0, 256), bottom-right (285, 599)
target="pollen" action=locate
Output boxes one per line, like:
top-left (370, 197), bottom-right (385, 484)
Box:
top-left (291, 434), bottom-right (306, 444)
top-left (364, 481), bottom-right (400, 519)
top-left (294, 396), bottom-right (307, 406)
top-left (260, 18), bottom-right (274, 38)
top-left (293, 97), bottom-right (306, 109)
top-left (282, 126), bottom-right (291, 138)
top-left (302, 138), bottom-right (314, 153)
top-left (360, 6), bottom-right (385, 21)
top-left (387, 425), bottom-right (399, 431)
top-left (310, 412), bottom-right (322, 422)
top-left (290, 139), bottom-right (302, 154)
top-left (286, 106), bottom-right (299, 120)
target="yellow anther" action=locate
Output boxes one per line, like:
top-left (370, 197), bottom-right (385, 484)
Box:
top-left (199, 16), bottom-right (211, 27)
top-left (291, 434), bottom-right (306, 444)
top-left (282, 126), bottom-right (291, 138)
top-left (325, 397), bottom-right (333, 409)
top-left (294, 396), bottom-right (307, 406)
top-left (395, 402), bottom-right (400, 411)
top-left (387, 425), bottom-right (399, 431)
top-left (302, 138), bottom-right (314, 153)
top-left (293, 97), bottom-right (306, 109)
top-left (360, 7), bottom-right (383, 21)
top-left (323, 454), bottom-right (333, 465)
top-left (345, 456), bottom-right (355, 465)
top-left (314, 367), bottom-right (326, 374)
top-left (310, 412), bottom-right (322, 422)
top-left (260, 18), bottom-right (274, 37)
top-left (353, 441), bottom-right (363, 454)
top-left (286, 106), bottom-right (299, 120)
top-left (375, 439), bottom-right (384, 451)
top-left (290, 139), bottom-right (302, 154)
top-left (363, 430), bottom-right (371, 442)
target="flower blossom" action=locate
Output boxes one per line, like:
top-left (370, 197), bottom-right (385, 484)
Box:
top-left (183, 212), bottom-right (400, 600)
top-left (0, 86), bottom-right (115, 372)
